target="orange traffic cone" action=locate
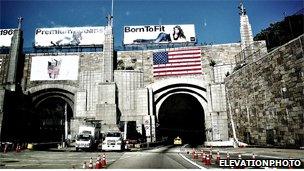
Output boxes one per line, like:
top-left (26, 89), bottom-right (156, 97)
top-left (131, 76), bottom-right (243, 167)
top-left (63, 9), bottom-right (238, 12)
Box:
top-left (82, 161), bottom-right (87, 169)
top-left (216, 151), bottom-right (220, 165)
top-left (237, 154), bottom-right (243, 169)
top-left (95, 160), bottom-right (101, 169)
top-left (252, 153), bottom-right (256, 160)
top-left (15, 145), bottom-right (20, 153)
top-left (226, 152), bottom-right (230, 161)
top-left (209, 150), bottom-right (213, 159)
top-left (101, 153), bottom-right (107, 167)
top-left (88, 157), bottom-right (93, 169)
top-left (4, 144), bottom-right (8, 153)
top-left (205, 154), bottom-right (211, 165)
top-left (288, 157), bottom-right (293, 169)
top-left (202, 152), bottom-right (206, 163)
top-left (192, 148), bottom-right (195, 159)
top-left (195, 152), bottom-right (198, 159)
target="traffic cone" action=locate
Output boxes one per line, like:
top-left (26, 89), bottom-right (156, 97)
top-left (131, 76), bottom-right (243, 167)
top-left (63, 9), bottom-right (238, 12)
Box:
top-left (192, 148), bottom-right (195, 159)
top-left (15, 145), bottom-right (20, 153)
top-left (238, 154), bottom-right (243, 169)
top-left (95, 160), bottom-right (101, 169)
top-left (82, 161), bottom-right (87, 169)
top-left (288, 157), bottom-right (293, 169)
top-left (216, 151), bottom-right (220, 165)
top-left (202, 152), bottom-right (206, 163)
top-left (194, 152), bottom-right (198, 159)
top-left (209, 150), bottom-right (213, 159)
top-left (205, 154), bottom-right (211, 165)
top-left (252, 153), bottom-right (256, 160)
top-left (101, 153), bottom-right (107, 167)
top-left (88, 157), bottom-right (93, 169)
top-left (4, 144), bottom-right (8, 153)
top-left (226, 152), bottom-right (230, 161)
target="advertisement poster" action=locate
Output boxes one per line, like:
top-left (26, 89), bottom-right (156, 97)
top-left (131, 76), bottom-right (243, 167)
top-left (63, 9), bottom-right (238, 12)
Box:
top-left (124, 24), bottom-right (196, 44)
top-left (0, 29), bottom-right (16, 47)
top-left (30, 55), bottom-right (79, 81)
top-left (35, 26), bottom-right (105, 47)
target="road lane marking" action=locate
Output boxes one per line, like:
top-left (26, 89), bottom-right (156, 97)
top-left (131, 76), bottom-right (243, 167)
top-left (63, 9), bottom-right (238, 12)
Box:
top-left (178, 153), bottom-right (206, 169)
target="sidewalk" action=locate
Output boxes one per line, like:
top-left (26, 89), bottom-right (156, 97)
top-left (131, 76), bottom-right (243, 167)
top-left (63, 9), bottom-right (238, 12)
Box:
top-left (182, 146), bottom-right (304, 160)
top-left (209, 147), bottom-right (304, 160)
top-left (180, 146), bottom-right (304, 168)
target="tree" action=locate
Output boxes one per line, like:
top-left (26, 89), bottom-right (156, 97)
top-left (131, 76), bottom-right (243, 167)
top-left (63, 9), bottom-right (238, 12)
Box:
top-left (254, 14), bottom-right (304, 51)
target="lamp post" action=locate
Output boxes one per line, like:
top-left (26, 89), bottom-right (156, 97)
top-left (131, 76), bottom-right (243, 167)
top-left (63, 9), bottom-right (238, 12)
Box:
top-left (63, 103), bottom-right (68, 148)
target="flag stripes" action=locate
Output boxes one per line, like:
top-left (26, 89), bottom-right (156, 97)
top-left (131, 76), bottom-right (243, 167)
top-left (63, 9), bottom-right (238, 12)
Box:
top-left (153, 48), bottom-right (202, 77)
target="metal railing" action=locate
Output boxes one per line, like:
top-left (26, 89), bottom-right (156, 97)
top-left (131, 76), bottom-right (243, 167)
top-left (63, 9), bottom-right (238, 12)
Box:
top-left (234, 41), bottom-right (267, 67)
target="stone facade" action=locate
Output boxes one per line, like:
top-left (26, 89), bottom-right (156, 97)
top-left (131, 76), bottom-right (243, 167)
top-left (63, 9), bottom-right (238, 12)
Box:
top-left (225, 35), bottom-right (304, 147)
top-left (116, 43), bottom-right (262, 142)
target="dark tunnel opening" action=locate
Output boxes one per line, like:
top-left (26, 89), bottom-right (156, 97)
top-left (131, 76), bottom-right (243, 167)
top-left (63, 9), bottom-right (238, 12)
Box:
top-left (157, 93), bottom-right (205, 145)
top-left (30, 97), bottom-right (73, 142)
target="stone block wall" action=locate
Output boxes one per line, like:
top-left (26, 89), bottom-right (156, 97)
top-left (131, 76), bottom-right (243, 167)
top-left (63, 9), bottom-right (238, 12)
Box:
top-left (23, 52), bottom-right (103, 116)
top-left (116, 43), bottom-right (255, 142)
top-left (117, 44), bottom-right (244, 84)
top-left (117, 50), bottom-right (153, 85)
top-left (0, 54), bottom-right (9, 84)
top-left (225, 35), bottom-right (304, 147)
top-left (114, 70), bottom-right (144, 121)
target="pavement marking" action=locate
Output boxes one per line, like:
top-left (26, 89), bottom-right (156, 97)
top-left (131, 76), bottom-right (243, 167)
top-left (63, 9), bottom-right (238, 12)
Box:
top-left (117, 155), bottom-right (134, 160)
top-left (1, 159), bottom-right (116, 167)
top-left (178, 153), bottom-right (206, 170)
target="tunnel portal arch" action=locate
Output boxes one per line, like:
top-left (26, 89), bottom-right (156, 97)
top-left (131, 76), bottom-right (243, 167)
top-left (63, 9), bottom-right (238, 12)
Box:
top-left (28, 88), bottom-right (75, 142)
top-left (148, 78), bottom-right (208, 144)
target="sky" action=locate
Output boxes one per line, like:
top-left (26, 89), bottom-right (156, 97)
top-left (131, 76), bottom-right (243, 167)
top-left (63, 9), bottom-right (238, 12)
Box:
top-left (0, 0), bottom-right (303, 48)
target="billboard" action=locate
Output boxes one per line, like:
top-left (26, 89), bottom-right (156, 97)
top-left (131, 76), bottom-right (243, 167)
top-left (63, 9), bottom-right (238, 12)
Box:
top-left (123, 24), bottom-right (196, 45)
top-left (35, 26), bottom-right (105, 47)
top-left (0, 29), bottom-right (16, 47)
top-left (30, 55), bottom-right (79, 81)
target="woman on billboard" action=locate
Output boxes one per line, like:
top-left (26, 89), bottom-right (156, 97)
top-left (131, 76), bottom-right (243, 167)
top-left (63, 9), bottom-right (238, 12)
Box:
top-left (172, 25), bottom-right (186, 41)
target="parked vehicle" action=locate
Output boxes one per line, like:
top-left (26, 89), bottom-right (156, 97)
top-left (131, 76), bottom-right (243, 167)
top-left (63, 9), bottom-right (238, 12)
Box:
top-left (75, 126), bottom-right (101, 151)
top-left (102, 132), bottom-right (123, 151)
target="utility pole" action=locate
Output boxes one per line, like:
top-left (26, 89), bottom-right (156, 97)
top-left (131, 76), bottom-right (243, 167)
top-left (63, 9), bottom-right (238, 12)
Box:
top-left (64, 103), bottom-right (68, 148)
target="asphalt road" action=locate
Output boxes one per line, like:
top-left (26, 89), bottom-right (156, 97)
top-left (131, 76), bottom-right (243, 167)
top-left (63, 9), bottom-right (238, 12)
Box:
top-left (3, 145), bottom-right (300, 169)
top-left (0, 145), bottom-right (201, 169)
top-left (0, 149), bottom-right (124, 169)
top-left (107, 145), bottom-right (199, 169)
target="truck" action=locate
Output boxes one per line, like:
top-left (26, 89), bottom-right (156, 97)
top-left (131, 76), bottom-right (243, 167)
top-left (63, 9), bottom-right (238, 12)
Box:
top-left (101, 132), bottom-right (124, 151)
top-left (75, 125), bottom-right (101, 151)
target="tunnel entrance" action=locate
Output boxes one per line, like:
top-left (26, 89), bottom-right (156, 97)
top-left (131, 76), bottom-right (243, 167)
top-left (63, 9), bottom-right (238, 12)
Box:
top-left (30, 97), bottom-right (73, 142)
top-left (158, 93), bottom-right (205, 145)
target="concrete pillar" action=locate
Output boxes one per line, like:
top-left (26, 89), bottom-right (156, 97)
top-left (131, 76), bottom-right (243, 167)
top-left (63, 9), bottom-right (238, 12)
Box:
top-left (6, 29), bottom-right (23, 91)
top-left (124, 121), bottom-right (127, 140)
top-left (143, 115), bottom-right (151, 142)
top-left (103, 25), bottom-right (114, 83)
top-left (0, 89), bottom-right (5, 140)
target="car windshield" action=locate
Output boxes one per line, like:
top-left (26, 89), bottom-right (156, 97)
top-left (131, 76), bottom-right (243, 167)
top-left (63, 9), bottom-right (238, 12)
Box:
top-left (106, 132), bottom-right (121, 137)
top-left (77, 134), bottom-right (91, 141)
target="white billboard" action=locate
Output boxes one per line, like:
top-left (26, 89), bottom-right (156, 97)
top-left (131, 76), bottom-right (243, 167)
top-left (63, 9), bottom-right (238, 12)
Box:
top-left (123, 24), bottom-right (196, 44)
top-left (0, 29), bottom-right (16, 47)
top-left (35, 26), bottom-right (105, 47)
top-left (30, 55), bottom-right (79, 81)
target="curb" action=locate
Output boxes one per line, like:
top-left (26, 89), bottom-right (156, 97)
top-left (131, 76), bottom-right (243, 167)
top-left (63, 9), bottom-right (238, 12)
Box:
top-left (178, 153), bottom-right (206, 169)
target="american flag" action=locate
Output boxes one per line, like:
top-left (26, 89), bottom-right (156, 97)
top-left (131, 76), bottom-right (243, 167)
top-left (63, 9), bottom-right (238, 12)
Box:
top-left (153, 48), bottom-right (202, 77)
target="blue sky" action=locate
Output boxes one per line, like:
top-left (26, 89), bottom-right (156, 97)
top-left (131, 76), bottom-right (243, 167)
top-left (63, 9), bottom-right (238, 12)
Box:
top-left (1, 0), bottom-right (303, 48)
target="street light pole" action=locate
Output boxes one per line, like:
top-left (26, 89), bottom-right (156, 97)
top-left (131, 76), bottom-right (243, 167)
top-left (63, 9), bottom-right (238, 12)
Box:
top-left (64, 103), bottom-right (68, 147)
